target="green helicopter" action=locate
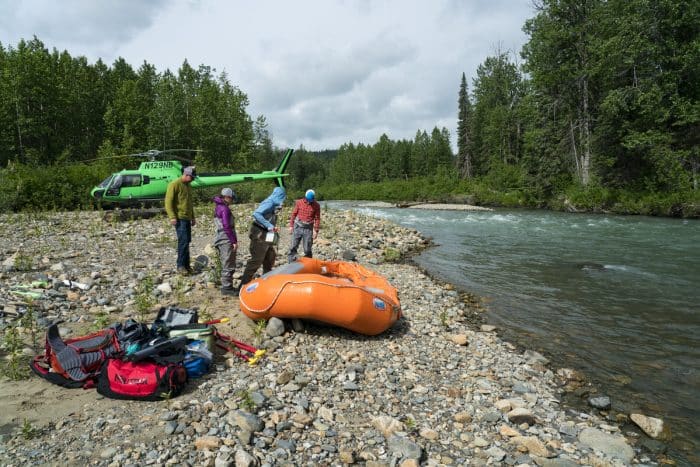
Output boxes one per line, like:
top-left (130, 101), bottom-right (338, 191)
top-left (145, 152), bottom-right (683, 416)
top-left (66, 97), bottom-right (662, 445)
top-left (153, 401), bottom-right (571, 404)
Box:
top-left (91, 149), bottom-right (293, 205)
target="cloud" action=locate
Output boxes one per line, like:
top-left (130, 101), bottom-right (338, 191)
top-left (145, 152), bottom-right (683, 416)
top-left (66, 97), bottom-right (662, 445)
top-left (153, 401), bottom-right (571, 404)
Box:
top-left (0, 0), bottom-right (166, 58)
top-left (0, 0), bottom-right (535, 151)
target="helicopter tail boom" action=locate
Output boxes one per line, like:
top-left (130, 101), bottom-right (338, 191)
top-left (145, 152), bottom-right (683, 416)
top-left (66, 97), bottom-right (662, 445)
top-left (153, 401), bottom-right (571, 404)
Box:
top-left (192, 149), bottom-right (294, 189)
top-left (274, 148), bottom-right (294, 187)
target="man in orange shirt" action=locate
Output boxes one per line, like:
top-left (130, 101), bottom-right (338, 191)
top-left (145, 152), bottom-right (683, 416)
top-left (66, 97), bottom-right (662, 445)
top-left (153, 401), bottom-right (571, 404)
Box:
top-left (288, 189), bottom-right (321, 263)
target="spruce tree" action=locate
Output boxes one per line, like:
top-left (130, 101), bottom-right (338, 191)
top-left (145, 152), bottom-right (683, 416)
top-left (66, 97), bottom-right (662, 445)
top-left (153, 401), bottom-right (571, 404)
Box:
top-left (457, 72), bottom-right (473, 178)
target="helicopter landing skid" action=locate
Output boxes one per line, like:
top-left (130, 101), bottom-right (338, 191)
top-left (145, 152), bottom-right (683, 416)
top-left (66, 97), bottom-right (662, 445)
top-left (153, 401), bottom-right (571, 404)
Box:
top-left (101, 207), bottom-right (165, 222)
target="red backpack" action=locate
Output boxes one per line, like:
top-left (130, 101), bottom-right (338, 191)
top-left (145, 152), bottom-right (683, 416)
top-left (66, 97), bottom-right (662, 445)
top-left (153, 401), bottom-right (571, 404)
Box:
top-left (96, 358), bottom-right (188, 400)
top-left (29, 323), bottom-right (121, 388)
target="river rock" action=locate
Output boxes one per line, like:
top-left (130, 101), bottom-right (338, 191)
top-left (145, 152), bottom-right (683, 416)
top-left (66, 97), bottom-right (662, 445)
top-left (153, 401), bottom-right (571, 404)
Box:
top-left (485, 445), bottom-right (506, 461)
top-left (2, 254), bottom-right (16, 271)
top-left (339, 450), bottom-right (355, 463)
top-left (371, 415), bottom-right (404, 438)
top-left (556, 368), bottom-right (585, 381)
top-left (500, 424), bottom-right (520, 437)
top-left (630, 413), bottom-right (671, 440)
top-left (578, 427), bottom-right (634, 463)
top-left (507, 408), bottom-right (536, 425)
top-left (341, 250), bottom-right (357, 261)
top-left (387, 435), bottom-right (423, 460)
top-left (512, 435), bottom-right (549, 457)
top-left (450, 334), bottom-right (469, 346)
top-left (227, 411), bottom-right (264, 433)
top-left (194, 436), bottom-right (221, 450)
top-left (265, 317), bottom-right (285, 337)
top-left (524, 349), bottom-right (549, 365)
top-left (234, 449), bottom-right (258, 467)
top-left (588, 396), bottom-right (611, 410)
top-left (214, 450), bottom-right (233, 467)
top-left (536, 458), bottom-right (580, 467)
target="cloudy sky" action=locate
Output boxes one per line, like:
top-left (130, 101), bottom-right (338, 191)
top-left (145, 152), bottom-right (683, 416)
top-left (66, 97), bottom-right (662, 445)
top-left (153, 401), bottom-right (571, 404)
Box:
top-left (0, 0), bottom-right (535, 151)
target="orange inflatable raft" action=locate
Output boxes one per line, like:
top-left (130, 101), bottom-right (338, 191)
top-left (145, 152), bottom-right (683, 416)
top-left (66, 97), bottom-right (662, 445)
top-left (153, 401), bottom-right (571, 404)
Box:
top-left (238, 257), bottom-right (401, 335)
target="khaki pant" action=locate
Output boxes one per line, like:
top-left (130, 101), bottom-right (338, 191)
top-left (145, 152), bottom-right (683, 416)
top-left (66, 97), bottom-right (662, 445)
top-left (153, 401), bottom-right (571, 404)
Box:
top-left (239, 237), bottom-right (276, 286)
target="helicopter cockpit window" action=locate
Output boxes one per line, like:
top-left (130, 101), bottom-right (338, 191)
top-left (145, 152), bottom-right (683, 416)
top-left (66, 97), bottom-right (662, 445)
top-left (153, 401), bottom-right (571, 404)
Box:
top-left (98, 175), bottom-right (113, 188)
top-left (106, 175), bottom-right (122, 196)
top-left (106, 174), bottom-right (141, 196)
top-left (111, 175), bottom-right (123, 189)
top-left (121, 175), bottom-right (142, 187)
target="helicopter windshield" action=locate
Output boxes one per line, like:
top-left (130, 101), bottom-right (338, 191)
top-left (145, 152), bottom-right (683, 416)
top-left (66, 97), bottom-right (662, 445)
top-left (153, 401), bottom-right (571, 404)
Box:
top-left (98, 175), bottom-right (114, 188)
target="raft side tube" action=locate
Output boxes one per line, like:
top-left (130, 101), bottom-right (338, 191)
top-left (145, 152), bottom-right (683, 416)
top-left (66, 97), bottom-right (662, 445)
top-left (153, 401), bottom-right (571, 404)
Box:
top-left (239, 258), bottom-right (401, 335)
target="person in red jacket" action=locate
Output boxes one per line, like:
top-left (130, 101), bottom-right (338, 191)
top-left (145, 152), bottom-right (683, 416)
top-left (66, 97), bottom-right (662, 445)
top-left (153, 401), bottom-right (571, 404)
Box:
top-left (288, 189), bottom-right (321, 262)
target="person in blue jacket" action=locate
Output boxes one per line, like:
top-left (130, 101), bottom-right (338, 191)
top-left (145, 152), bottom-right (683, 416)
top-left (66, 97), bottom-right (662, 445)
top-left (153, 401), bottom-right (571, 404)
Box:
top-left (239, 186), bottom-right (286, 287)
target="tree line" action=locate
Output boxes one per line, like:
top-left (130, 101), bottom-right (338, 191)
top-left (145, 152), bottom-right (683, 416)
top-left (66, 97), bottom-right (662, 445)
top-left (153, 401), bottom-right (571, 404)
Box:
top-left (0, 37), bottom-right (280, 210)
top-left (455, 0), bottom-right (698, 203)
top-left (306, 0), bottom-right (698, 216)
top-left (1, 0), bottom-right (698, 216)
top-left (0, 36), bottom-right (276, 169)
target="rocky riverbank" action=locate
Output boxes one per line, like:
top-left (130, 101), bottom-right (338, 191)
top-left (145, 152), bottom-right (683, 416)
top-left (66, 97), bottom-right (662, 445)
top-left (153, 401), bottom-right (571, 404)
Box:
top-left (0, 206), bottom-right (661, 466)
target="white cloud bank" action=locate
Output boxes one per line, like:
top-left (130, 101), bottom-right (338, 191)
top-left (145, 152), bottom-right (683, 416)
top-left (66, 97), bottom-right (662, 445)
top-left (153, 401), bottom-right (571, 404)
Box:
top-left (0, 0), bottom-right (535, 151)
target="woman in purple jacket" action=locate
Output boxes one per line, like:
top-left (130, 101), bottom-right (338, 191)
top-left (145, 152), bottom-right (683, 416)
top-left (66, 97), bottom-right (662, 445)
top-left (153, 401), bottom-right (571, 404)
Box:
top-left (213, 188), bottom-right (238, 295)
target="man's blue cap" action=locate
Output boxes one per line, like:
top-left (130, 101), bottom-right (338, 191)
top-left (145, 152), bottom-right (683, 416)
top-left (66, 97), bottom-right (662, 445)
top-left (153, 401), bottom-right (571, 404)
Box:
top-left (305, 189), bottom-right (315, 201)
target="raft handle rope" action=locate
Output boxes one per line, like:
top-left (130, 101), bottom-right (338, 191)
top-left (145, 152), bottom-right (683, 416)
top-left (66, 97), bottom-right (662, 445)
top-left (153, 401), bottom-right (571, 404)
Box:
top-left (238, 278), bottom-right (399, 315)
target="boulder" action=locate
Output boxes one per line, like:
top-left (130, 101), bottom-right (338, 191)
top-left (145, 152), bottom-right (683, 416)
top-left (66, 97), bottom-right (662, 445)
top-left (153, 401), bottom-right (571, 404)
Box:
top-left (578, 427), bottom-right (633, 463)
top-left (630, 413), bottom-right (672, 440)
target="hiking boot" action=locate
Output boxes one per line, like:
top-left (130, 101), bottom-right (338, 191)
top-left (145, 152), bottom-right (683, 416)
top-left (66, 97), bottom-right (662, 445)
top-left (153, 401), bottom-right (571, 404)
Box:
top-left (220, 286), bottom-right (238, 296)
top-left (177, 267), bottom-right (190, 276)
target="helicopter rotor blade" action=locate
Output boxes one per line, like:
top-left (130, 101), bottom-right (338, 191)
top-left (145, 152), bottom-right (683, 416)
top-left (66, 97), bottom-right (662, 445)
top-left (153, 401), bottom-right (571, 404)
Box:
top-left (155, 149), bottom-right (203, 164)
top-left (168, 155), bottom-right (195, 164)
top-left (58, 148), bottom-right (203, 165)
top-left (159, 149), bottom-right (204, 154)
top-left (126, 149), bottom-right (203, 160)
top-left (64, 154), bottom-right (133, 164)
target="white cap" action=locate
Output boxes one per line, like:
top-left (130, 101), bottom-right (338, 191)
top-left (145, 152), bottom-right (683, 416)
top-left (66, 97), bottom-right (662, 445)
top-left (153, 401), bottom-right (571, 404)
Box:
top-left (221, 188), bottom-right (234, 197)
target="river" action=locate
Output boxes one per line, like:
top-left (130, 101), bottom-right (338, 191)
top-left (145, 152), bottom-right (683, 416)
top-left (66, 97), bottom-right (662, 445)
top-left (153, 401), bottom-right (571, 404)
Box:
top-left (326, 201), bottom-right (700, 463)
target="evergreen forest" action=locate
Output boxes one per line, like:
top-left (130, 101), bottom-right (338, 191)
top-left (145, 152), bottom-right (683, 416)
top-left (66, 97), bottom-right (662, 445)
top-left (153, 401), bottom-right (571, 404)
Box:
top-left (0, 0), bottom-right (698, 216)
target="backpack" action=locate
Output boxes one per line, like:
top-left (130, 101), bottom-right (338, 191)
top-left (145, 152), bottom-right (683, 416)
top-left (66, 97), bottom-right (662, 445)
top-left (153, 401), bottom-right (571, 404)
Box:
top-left (29, 323), bottom-right (121, 388)
top-left (96, 358), bottom-right (188, 401)
top-left (113, 319), bottom-right (152, 353)
top-left (153, 305), bottom-right (198, 329)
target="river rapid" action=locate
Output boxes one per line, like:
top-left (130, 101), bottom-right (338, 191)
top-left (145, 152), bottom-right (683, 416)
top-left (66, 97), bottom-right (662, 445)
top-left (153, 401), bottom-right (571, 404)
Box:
top-left (327, 201), bottom-right (700, 463)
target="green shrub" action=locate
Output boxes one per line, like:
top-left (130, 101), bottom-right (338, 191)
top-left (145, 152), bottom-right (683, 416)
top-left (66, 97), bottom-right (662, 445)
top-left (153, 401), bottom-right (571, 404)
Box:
top-left (2, 161), bottom-right (697, 219)
top-left (382, 247), bottom-right (401, 263)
